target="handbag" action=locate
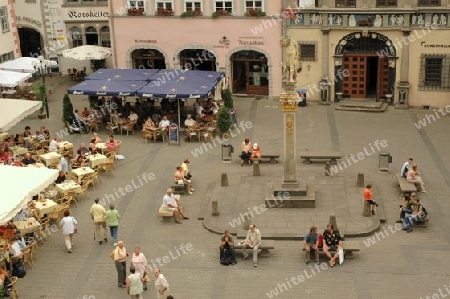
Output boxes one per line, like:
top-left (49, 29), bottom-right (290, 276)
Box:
top-left (184, 172), bottom-right (192, 180)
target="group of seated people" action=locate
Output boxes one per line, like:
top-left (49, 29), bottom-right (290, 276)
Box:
top-left (141, 115), bottom-right (171, 140)
top-left (398, 192), bottom-right (428, 233)
top-left (193, 98), bottom-right (220, 123)
top-left (71, 135), bottom-right (119, 169)
top-left (240, 139), bottom-right (261, 166)
top-left (183, 114), bottom-right (214, 141)
top-left (173, 159), bottom-right (194, 195)
top-left (401, 158), bottom-right (427, 193)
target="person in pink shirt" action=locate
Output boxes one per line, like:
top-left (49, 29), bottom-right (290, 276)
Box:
top-left (105, 135), bottom-right (119, 152)
top-left (132, 245), bottom-right (149, 292)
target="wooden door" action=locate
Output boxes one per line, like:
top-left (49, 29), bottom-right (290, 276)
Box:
top-left (376, 57), bottom-right (390, 101)
top-left (342, 55), bottom-right (367, 98)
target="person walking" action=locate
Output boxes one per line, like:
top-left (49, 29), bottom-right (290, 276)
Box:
top-left (60, 209), bottom-right (77, 253)
top-left (106, 203), bottom-right (120, 246)
top-left (131, 245), bottom-right (149, 291)
top-left (113, 240), bottom-right (129, 288)
top-left (90, 198), bottom-right (107, 245)
top-left (126, 265), bottom-right (144, 299)
top-left (154, 269), bottom-right (169, 299)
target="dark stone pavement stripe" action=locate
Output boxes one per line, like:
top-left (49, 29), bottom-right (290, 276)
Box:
top-left (327, 106), bottom-right (341, 151)
top-left (246, 100), bottom-right (257, 141)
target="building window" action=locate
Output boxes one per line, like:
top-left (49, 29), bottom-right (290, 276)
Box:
top-left (129, 0), bottom-right (145, 9)
top-left (298, 42), bottom-right (317, 61)
top-left (245, 1), bottom-right (263, 11)
top-left (214, 1), bottom-right (233, 12)
top-left (70, 26), bottom-right (83, 48)
top-left (156, 0), bottom-right (173, 10)
top-left (66, 0), bottom-right (79, 3)
top-left (85, 26), bottom-right (98, 45)
top-left (418, 0), bottom-right (440, 5)
top-left (0, 51), bottom-right (13, 63)
top-left (419, 55), bottom-right (450, 90)
top-left (25, 0), bottom-right (37, 3)
top-left (0, 7), bottom-right (9, 33)
top-left (100, 26), bottom-right (110, 48)
top-left (335, 0), bottom-right (356, 7)
top-left (376, 0), bottom-right (397, 6)
top-left (185, 1), bottom-right (202, 12)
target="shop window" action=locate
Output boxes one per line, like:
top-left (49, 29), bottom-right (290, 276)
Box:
top-left (185, 1), bottom-right (202, 12)
top-left (298, 42), bottom-right (316, 62)
top-left (0, 6), bottom-right (9, 33)
top-left (335, 0), bottom-right (355, 7)
top-left (214, 1), bottom-right (233, 12)
top-left (376, 0), bottom-right (397, 6)
top-left (418, 0), bottom-right (440, 5)
top-left (245, 1), bottom-right (263, 11)
top-left (420, 55), bottom-right (450, 90)
top-left (100, 26), bottom-right (110, 48)
top-left (70, 26), bottom-right (83, 48)
top-left (85, 26), bottom-right (98, 46)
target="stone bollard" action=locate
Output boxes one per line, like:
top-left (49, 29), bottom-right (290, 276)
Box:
top-left (363, 201), bottom-right (371, 217)
top-left (212, 200), bottom-right (219, 216)
top-left (221, 173), bottom-right (228, 187)
top-left (357, 173), bottom-right (364, 187)
top-left (325, 162), bottom-right (331, 176)
top-left (253, 161), bottom-right (261, 176)
top-left (328, 214), bottom-right (338, 230)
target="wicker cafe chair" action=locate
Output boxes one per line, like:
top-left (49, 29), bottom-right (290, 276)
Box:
top-left (62, 191), bottom-right (78, 206)
top-left (29, 240), bottom-right (38, 261)
top-left (79, 181), bottom-right (90, 200)
top-left (106, 122), bottom-right (119, 134)
top-left (7, 276), bottom-right (19, 299)
top-left (22, 248), bottom-right (33, 269)
top-left (89, 119), bottom-right (99, 133)
top-left (101, 162), bottom-right (115, 177)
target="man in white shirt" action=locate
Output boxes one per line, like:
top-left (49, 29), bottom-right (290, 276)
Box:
top-left (48, 137), bottom-right (59, 152)
top-left (184, 114), bottom-right (197, 136)
top-left (242, 224), bottom-right (262, 267)
top-left (159, 115), bottom-right (170, 129)
top-left (154, 269), bottom-right (169, 299)
top-left (58, 154), bottom-right (69, 172)
top-left (162, 188), bottom-right (188, 224)
top-left (401, 157), bottom-right (413, 178)
top-left (90, 198), bottom-right (107, 245)
top-left (128, 110), bottom-right (138, 123)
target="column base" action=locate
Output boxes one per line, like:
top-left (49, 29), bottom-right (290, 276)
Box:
top-left (281, 180), bottom-right (299, 188)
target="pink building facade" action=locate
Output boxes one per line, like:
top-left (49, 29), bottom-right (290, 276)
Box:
top-left (109, 0), bottom-right (283, 98)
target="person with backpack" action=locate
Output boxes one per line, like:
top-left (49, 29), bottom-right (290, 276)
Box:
top-left (219, 230), bottom-right (237, 266)
top-left (403, 198), bottom-right (428, 233)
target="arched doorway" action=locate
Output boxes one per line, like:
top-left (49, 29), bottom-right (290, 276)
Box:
top-left (18, 28), bottom-right (42, 57)
top-left (334, 32), bottom-right (396, 101)
top-left (231, 50), bottom-right (268, 95)
top-left (179, 49), bottom-right (216, 71)
top-left (131, 49), bottom-right (166, 69)
top-left (85, 26), bottom-right (98, 45)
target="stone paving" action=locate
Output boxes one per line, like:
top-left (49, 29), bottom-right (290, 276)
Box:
top-left (11, 75), bottom-right (450, 299)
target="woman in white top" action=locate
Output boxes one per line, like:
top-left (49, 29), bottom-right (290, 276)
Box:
top-left (131, 245), bottom-right (149, 291)
top-left (60, 209), bottom-right (77, 253)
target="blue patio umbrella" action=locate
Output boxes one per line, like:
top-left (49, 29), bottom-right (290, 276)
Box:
top-left (85, 68), bottom-right (159, 81)
top-left (68, 79), bottom-right (147, 96)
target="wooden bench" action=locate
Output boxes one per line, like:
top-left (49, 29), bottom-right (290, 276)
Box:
top-left (395, 173), bottom-right (417, 195)
top-left (300, 152), bottom-right (342, 164)
top-left (171, 184), bottom-right (185, 195)
top-left (233, 240), bottom-right (275, 257)
top-left (413, 218), bottom-right (429, 227)
top-left (158, 195), bottom-right (180, 222)
top-left (302, 240), bottom-right (360, 259)
top-left (260, 155), bottom-right (280, 164)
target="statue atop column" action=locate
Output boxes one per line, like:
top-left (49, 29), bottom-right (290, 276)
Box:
top-left (281, 34), bottom-right (301, 85)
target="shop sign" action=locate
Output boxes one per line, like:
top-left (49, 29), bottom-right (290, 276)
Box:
top-left (214, 36), bottom-right (230, 49)
top-left (16, 16), bottom-right (42, 27)
top-left (238, 37), bottom-right (264, 46)
top-left (135, 39), bottom-right (157, 44)
top-left (421, 42), bottom-right (450, 48)
top-left (67, 10), bottom-right (109, 18)
top-left (62, 7), bottom-right (109, 21)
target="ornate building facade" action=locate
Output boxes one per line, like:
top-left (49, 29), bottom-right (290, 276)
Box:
top-left (284, 0), bottom-right (450, 107)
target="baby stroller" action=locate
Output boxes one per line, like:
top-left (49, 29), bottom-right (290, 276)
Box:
top-left (68, 114), bottom-right (87, 134)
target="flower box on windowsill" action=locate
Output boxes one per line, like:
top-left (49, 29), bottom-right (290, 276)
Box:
top-left (244, 9), bottom-right (266, 17)
top-left (156, 8), bottom-right (174, 16)
top-left (180, 10), bottom-right (203, 18)
top-left (127, 8), bottom-right (144, 16)
top-left (212, 10), bottom-right (232, 19)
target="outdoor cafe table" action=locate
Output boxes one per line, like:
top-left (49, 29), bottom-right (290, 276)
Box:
top-left (96, 143), bottom-right (108, 154)
top-left (39, 152), bottom-right (61, 166)
top-left (1, 90), bottom-right (17, 98)
top-left (12, 217), bottom-right (40, 234)
top-left (89, 153), bottom-right (107, 168)
top-left (10, 146), bottom-right (28, 156)
top-left (57, 141), bottom-right (74, 154)
top-left (0, 132), bottom-right (8, 143)
top-left (35, 199), bottom-right (58, 216)
top-left (71, 167), bottom-right (94, 183)
top-left (55, 180), bottom-right (82, 194)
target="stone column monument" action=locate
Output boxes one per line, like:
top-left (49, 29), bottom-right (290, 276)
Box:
top-left (280, 35), bottom-right (301, 188)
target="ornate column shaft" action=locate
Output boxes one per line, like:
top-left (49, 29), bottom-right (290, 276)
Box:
top-left (396, 30), bottom-right (410, 108)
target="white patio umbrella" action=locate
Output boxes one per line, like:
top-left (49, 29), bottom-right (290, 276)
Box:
top-left (0, 57), bottom-right (57, 73)
top-left (62, 45), bottom-right (112, 60)
top-left (0, 99), bottom-right (42, 131)
top-left (0, 70), bottom-right (32, 87)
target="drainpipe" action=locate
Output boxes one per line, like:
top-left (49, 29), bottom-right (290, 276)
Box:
top-left (109, 0), bottom-right (118, 68)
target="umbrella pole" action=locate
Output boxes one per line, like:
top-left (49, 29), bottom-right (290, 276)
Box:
top-left (178, 99), bottom-right (181, 146)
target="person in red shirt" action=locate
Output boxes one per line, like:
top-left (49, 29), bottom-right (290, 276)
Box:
top-left (364, 184), bottom-right (379, 215)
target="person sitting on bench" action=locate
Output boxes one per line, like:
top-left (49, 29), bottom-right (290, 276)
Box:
top-left (407, 164), bottom-right (427, 193)
top-left (364, 184), bottom-right (379, 215)
top-left (322, 224), bottom-right (342, 267)
top-left (304, 226), bottom-right (319, 264)
top-left (242, 224), bottom-right (261, 268)
top-left (397, 193), bottom-right (414, 223)
top-left (219, 230), bottom-right (237, 265)
top-left (240, 139), bottom-right (252, 166)
top-left (162, 188), bottom-right (189, 224)
top-left (403, 198), bottom-right (427, 233)
top-left (250, 143), bottom-right (261, 163)
top-left (401, 157), bottom-right (413, 178)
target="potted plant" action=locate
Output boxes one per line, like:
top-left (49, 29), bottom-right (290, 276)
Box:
top-left (244, 8), bottom-right (266, 17)
top-left (156, 7), bottom-right (174, 16)
top-left (88, 95), bottom-right (98, 109)
top-left (180, 9), bottom-right (203, 18)
top-left (90, 59), bottom-right (105, 72)
top-left (223, 88), bottom-right (234, 109)
top-left (217, 106), bottom-right (232, 136)
top-left (32, 80), bottom-right (47, 119)
top-left (128, 7), bottom-right (144, 16)
top-left (212, 9), bottom-right (232, 19)
top-left (62, 94), bottom-right (74, 127)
